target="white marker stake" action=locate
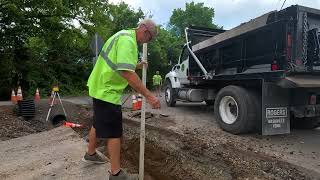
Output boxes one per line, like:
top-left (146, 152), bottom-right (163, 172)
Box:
top-left (139, 43), bottom-right (147, 180)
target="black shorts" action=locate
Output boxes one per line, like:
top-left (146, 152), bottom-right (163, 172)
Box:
top-left (92, 98), bottom-right (122, 138)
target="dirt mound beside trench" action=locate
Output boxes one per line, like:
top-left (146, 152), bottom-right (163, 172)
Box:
top-left (121, 118), bottom-right (314, 180)
top-left (0, 100), bottom-right (90, 141)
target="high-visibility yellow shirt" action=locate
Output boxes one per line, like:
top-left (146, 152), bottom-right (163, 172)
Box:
top-left (152, 74), bottom-right (162, 85)
top-left (87, 29), bottom-right (138, 105)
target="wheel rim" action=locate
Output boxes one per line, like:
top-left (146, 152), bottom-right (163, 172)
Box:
top-left (165, 88), bottom-right (171, 103)
top-left (219, 96), bottom-right (239, 124)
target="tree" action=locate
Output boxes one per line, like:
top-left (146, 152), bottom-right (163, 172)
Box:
top-left (0, 0), bottom-right (79, 98)
top-left (0, 0), bottom-right (191, 99)
top-left (169, 1), bottom-right (220, 36)
top-left (147, 27), bottom-right (183, 86)
top-left (108, 2), bottom-right (144, 33)
top-left (0, 0), bottom-right (145, 99)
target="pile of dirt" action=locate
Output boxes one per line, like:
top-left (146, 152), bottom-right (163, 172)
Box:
top-left (0, 105), bottom-right (51, 141)
top-left (69, 104), bottom-right (93, 138)
top-left (0, 100), bottom-right (92, 141)
top-left (70, 107), bottom-right (317, 179)
top-left (120, 118), bottom-right (314, 180)
top-left (1, 101), bottom-right (317, 179)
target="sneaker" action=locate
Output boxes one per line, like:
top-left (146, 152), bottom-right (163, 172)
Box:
top-left (82, 152), bottom-right (106, 164)
top-left (109, 169), bottom-right (138, 180)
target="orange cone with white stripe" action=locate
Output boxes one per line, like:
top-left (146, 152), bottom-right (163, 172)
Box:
top-left (11, 89), bottom-right (17, 104)
top-left (132, 95), bottom-right (139, 111)
top-left (34, 88), bottom-right (40, 101)
top-left (137, 94), bottom-right (142, 110)
top-left (16, 86), bottom-right (23, 101)
top-left (63, 122), bottom-right (83, 128)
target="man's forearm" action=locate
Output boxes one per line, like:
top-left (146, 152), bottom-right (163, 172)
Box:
top-left (121, 71), bottom-right (153, 98)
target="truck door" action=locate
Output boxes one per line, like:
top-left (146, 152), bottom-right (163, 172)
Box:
top-left (176, 45), bottom-right (189, 85)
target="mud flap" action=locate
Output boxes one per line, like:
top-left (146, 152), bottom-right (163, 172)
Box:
top-left (262, 81), bottom-right (290, 135)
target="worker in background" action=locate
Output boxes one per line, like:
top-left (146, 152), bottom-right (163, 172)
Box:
top-left (84, 19), bottom-right (160, 180)
top-left (152, 70), bottom-right (162, 97)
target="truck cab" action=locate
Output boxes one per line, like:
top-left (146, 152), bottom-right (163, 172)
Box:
top-left (165, 44), bottom-right (190, 89)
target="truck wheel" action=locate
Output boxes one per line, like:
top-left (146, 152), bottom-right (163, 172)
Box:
top-left (165, 82), bottom-right (176, 107)
top-left (214, 86), bottom-right (258, 134)
top-left (291, 117), bottom-right (320, 129)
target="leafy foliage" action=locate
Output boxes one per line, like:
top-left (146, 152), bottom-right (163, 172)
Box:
top-left (169, 2), bottom-right (220, 36)
top-left (0, 0), bottom-right (145, 99)
top-left (0, 0), bottom-right (219, 100)
top-left (146, 27), bottom-right (183, 87)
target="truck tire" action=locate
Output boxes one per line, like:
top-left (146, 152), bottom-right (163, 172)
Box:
top-left (165, 82), bottom-right (176, 107)
top-left (214, 86), bottom-right (259, 134)
top-left (291, 117), bottom-right (320, 129)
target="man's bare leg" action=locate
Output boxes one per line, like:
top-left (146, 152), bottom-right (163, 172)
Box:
top-left (87, 126), bottom-right (97, 155)
top-left (107, 138), bottom-right (121, 174)
top-left (83, 126), bottom-right (106, 164)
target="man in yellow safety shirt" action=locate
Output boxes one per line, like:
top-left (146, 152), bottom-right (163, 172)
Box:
top-left (83, 19), bottom-right (160, 180)
top-left (152, 70), bottom-right (162, 97)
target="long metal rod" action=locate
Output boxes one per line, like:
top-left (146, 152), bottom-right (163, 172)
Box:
top-left (95, 33), bottom-right (98, 59)
top-left (184, 27), bottom-right (209, 78)
top-left (121, 93), bottom-right (132, 106)
top-left (139, 43), bottom-right (147, 180)
top-left (280, 0), bottom-right (287, 10)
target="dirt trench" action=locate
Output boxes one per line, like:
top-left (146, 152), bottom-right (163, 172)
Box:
top-left (120, 119), bottom-right (314, 180)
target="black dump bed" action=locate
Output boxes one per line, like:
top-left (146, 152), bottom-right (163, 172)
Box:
top-left (188, 5), bottom-right (320, 78)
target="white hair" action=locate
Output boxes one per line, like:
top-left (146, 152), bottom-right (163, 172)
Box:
top-left (138, 19), bottom-right (158, 39)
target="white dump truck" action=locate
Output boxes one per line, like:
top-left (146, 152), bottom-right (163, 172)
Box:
top-left (165, 5), bottom-right (320, 135)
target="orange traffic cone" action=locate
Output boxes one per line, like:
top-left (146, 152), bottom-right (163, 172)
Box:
top-left (11, 89), bottom-right (17, 104)
top-left (16, 86), bottom-right (23, 101)
top-left (34, 88), bottom-right (40, 101)
top-left (132, 95), bottom-right (139, 111)
top-left (137, 94), bottom-right (142, 110)
top-left (63, 122), bottom-right (83, 128)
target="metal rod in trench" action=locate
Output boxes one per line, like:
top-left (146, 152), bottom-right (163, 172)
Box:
top-left (139, 43), bottom-right (147, 180)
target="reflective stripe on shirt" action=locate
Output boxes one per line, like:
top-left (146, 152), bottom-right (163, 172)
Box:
top-left (100, 33), bottom-right (135, 71)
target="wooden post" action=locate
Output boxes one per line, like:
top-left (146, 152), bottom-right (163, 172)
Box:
top-left (139, 43), bottom-right (147, 180)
